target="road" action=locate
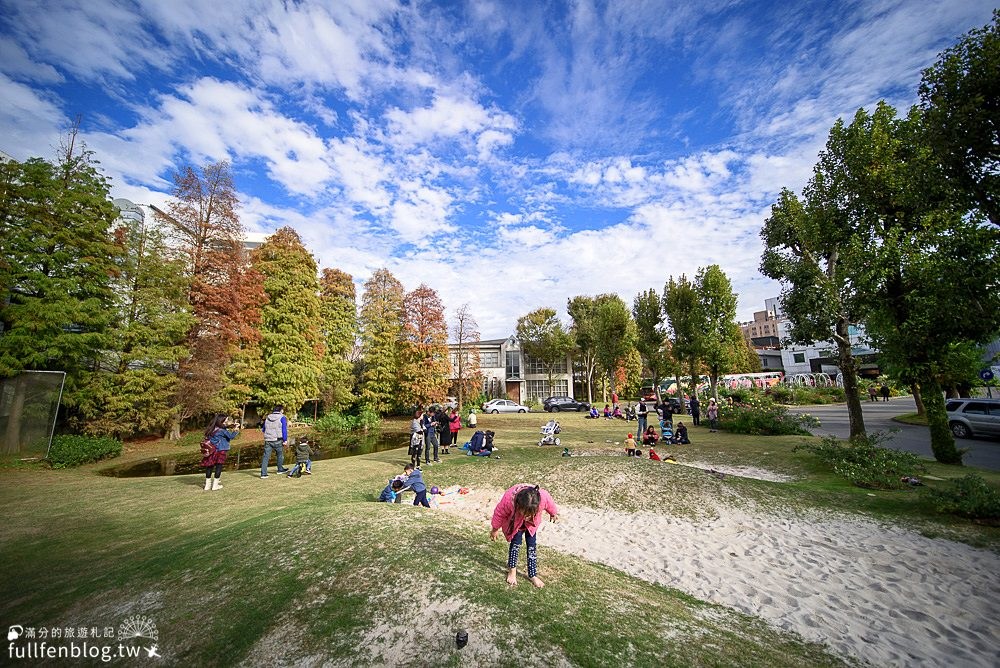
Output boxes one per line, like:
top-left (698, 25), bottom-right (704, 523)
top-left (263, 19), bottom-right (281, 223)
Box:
top-left (787, 397), bottom-right (1000, 472)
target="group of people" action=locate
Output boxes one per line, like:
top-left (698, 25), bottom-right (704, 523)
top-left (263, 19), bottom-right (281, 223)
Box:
top-left (408, 406), bottom-right (471, 466)
top-left (868, 383), bottom-right (892, 402)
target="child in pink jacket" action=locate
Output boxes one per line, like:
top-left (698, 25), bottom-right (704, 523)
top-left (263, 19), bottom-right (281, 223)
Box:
top-left (490, 484), bottom-right (559, 588)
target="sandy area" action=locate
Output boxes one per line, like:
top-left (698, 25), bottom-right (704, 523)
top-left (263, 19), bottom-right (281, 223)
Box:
top-left (437, 487), bottom-right (1000, 667)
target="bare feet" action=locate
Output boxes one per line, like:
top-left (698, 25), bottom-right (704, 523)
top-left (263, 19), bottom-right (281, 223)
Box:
top-left (506, 568), bottom-right (517, 587)
top-left (529, 576), bottom-right (545, 588)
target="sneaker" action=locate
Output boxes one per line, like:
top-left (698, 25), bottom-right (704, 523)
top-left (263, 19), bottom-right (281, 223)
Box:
top-left (276, 468), bottom-right (290, 475)
top-left (305, 470), bottom-right (311, 475)
top-left (434, 459), bottom-right (441, 463)
top-left (260, 474), bottom-right (269, 479)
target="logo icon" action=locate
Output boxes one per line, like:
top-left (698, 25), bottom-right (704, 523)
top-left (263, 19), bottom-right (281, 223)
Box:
top-left (7, 625), bottom-right (23, 641)
top-left (118, 616), bottom-right (158, 642)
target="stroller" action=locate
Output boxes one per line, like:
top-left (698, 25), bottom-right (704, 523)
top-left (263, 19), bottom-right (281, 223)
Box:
top-left (538, 419), bottom-right (561, 446)
top-left (624, 403), bottom-right (637, 421)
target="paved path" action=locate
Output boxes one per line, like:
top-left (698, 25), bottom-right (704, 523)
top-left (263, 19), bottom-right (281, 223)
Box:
top-left (787, 397), bottom-right (1000, 472)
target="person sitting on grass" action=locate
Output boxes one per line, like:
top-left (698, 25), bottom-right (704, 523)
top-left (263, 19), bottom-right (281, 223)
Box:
top-left (611, 404), bottom-right (623, 419)
top-left (379, 478), bottom-right (405, 503)
top-left (587, 406), bottom-right (600, 419)
top-left (641, 425), bottom-right (659, 446)
top-left (603, 404), bottom-right (613, 419)
top-left (649, 448), bottom-right (662, 461)
top-left (671, 422), bottom-right (690, 444)
top-left (286, 436), bottom-right (314, 478)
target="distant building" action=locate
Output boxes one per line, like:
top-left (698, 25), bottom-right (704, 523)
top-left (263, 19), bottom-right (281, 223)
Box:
top-left (448, 336), bottom-right (573, 404)
top-left (740, 308), bottom-right (782, 348)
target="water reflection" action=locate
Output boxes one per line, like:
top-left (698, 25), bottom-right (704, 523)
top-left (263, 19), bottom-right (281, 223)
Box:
top-left (101, 431), bottom-right (408, 478)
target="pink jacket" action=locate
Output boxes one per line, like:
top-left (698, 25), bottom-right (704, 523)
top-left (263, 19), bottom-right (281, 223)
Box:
top-left (449, 413), bottom-right (461, 433)
top-left (491, 484), bottom-right (559, 541)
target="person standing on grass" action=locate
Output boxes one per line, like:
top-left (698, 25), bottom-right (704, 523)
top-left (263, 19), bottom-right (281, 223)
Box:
top-left (203, 415), bottom-right (239, 491)
top-left (490, 484), bottom-right (559, 588)
top-left (707, 398), bottom-right (719, 432)
top-left (689, 394), bottom-right (700, 426)
top-left (449, 408), bottom-right (461, 448)
top-left (260, 405), bottom-right (290, 478)
top-left (637, 399), bottom-right (648, 435)
top-left (421, 408), bottom-right (438, 465)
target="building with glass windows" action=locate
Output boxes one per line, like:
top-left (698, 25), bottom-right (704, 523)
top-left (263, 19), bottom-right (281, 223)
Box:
top-left (448, 336), bottom-right (574, 405)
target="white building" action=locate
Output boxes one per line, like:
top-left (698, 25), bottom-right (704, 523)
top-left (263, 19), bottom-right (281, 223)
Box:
top-left (449, 336), bottom-right (574, 404)
top-left (778, 320), bottom-right (877, 376)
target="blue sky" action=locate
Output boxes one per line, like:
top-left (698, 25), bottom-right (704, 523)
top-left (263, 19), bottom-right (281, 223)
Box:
top-left (1, 0), bottom-right (994, 339)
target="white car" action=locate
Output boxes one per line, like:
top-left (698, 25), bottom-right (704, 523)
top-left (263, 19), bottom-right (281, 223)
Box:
top-left (482, 399), bottom-right (530, 414)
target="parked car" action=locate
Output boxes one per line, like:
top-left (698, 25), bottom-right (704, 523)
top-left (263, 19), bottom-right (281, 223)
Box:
top-left (946, 398), bottom-right (1000, 439)
top-left (481, 399), bottom-right (530, 414)
top-left (428, 396), bottom-right (457, 411)
top-left (542, 396), bottom-right (590, 412)
top-left (638, 386), bottom-right (658, 401)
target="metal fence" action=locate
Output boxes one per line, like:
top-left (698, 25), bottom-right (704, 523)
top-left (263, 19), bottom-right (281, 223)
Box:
top-left (0, 371), bottom-right (65, 457)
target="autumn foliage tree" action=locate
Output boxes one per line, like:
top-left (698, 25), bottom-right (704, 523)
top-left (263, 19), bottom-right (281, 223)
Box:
top-left (318, 268), bottom-right (357, 412)
top-left (451, 304), bottom-right (483, 409)
top-left (253, 227), bottom-right (324, 413)
top-left (155, 161), bottom-right (246, 438)
top-left (398, 284), bottom-right (451, 409)
top-left (358, 268), bottom-right (405, 413)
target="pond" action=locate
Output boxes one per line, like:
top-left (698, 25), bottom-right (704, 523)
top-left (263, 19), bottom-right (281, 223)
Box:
top-left (100, 430), bottom-right (409, 478)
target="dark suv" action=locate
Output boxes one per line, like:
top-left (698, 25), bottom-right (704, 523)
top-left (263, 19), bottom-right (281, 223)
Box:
top-left (542, 396), bottom-right (590, 412)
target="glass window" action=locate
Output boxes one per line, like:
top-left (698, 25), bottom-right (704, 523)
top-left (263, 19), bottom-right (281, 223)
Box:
top-left (793, 353), bottom-right (805, 364)
top-left (526, 379), bottom-right (568, 401)
top-left (506, 350), bottom-right (521, 379)
top-left (480, 351), bottom-right (500, 367)
top-left (523, 354), bottom-right (566, 375)
top-left (963, 402), bottom-right (989, 415)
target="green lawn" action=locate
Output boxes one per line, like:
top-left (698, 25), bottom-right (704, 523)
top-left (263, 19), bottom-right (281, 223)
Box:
top-left (2, 412), bottom-right (997, 666)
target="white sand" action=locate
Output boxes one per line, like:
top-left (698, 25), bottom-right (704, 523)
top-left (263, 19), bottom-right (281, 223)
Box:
top-left (439, 489), bottom-right (1000, 667)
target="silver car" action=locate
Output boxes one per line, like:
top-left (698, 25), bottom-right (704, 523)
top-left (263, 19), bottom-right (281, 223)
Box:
top-left (482, 399), bottom-right (530, 414)
top-left (946, 398), bottom-right (1000, 439)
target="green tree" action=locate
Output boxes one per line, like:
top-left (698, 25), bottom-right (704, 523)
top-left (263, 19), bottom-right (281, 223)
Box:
top-left (451, 304), bottom-right (482, 409)
top-left (731, 336), bottom-right (763, 374)
top-left (567, 296), bottom-right (600, 403)
top-left (592, 295), bottom-right (637, 398)
top-left (318, 268), bottom-right (357, 412)
top-left (398, 284), bottom-right (451, 409)
top-left (358, 268), bottom-right (405, 413)
top-left (516, 307), bottom-right (573, 399)
top-left (222, 260), bottom-right (266, 424)
top-left (695, 265), bottom-right (743, 401)
top-left (0, 141), bottom-right (122, 440)
top-left (663, 275), bottom-right (703, 407)
top-left (76, 203), bottom-right (193, 437)
top-left (761, 182), bottom-right (868, 441)
top-left (253, 227), bottom-right (324, 413)
top-left (633, 289), bottom-right (671, 388)
top-left (919, 10), bottom-right (1000, 226)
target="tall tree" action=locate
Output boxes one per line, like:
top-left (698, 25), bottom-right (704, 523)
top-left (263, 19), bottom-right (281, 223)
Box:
top-left (567, 296), bottom-right (600, 403)
top-left (77, 203), bottom-right (193, 437)
top-left (918, 10), bottom-right (1000, 226)
top-left (663, 275), bottom-right (702, 407)
top-left (398, 284), bottom-right (451, 409)
top-left (318, 268), bottom-right (357, 412)
top-left (222, 258), bottom-right (266, 424)
top-left (633, 289), bottom-right (670, 388)
top-left (358, 268), bottom-right (405, 413)
top-left (835, 103), bottom-right (1000, 462)
top-left (155, 161), bottom-right (245, 438)
top-left (253, 227), bottom-right (324, 413)
top-left (592, 295), bottom-right (637, 397)
top-left (695, 265), bottom-right (743, 401)
top-left (0, 141), bottom-right (122, 444)
top-left (761, 181), bottom-right (868, 441)
top-left (451, 304), bottom-right (482, 409)
top-left (515, 307), bottom-right (573, 399)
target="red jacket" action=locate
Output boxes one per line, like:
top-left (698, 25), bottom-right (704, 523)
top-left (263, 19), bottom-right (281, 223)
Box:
top-left (449, 413), bottom-right (461, 433)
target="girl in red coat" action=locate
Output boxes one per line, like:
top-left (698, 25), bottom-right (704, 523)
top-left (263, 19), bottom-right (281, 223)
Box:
top-left (449, 409), bottom-right (461, 447)
top-left (490, 484), bottom-right (559, 587)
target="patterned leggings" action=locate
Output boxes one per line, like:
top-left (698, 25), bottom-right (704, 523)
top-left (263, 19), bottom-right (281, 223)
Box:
top-left (507, 530), bottom-right (538, 578)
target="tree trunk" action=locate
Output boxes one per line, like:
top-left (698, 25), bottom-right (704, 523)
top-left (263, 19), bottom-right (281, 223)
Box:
top-left (911, 384), bottom-right (925, 416)
top-left (834, 319), bottom-right (867, 442)
top-left (923, 378), bottom-right (962, 464)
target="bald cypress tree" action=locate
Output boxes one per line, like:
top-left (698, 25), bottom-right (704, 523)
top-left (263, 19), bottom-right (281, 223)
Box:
top-left (319, 267), bottom-right (357, 411)
top-left (358, 268), bottom-right (404, 413)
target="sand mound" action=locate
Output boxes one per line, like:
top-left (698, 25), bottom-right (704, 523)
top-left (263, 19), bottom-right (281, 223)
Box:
top-left (438, 488), bottom-right (1000, 667)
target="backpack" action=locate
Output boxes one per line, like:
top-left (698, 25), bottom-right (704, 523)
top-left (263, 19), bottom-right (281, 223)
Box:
top-left (200, 436), bottom-right (217, 459)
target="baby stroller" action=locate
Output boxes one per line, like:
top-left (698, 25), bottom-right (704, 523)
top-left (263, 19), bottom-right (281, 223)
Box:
top-left (624, 404), bottom-right (637, 421)
top-left (538, 419), bottom-right (561, 446)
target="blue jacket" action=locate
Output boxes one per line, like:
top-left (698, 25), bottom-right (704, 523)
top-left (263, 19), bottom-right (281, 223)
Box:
top-left (403, 469), bottom-right (426, 493)
top-left (379, 480), bottom-right (399, 502)
top-left (210, 428), bottom-right (239, 452)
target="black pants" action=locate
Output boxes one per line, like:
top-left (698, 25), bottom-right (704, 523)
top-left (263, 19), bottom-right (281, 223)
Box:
top-left (692, 411), bottom-right (700, 426)
top-left (413, 490), bottom-right (430, 507)
top-left (508, 530), bottom-right (538, 577)
top-left (204, 464), bottom-right (222, 479)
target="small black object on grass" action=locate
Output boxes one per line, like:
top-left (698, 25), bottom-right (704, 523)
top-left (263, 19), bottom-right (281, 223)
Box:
top-left (456, 629), bottom-right (468, 649)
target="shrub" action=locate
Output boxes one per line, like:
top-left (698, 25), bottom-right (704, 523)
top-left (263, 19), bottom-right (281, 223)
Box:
top-left (314, 407), bottom-right (381, 434)
top-left (717, 396), bottom-right (819, 436)
top-left (924, 475), bottom-right (1000, 522)
top-left (795, 433), bottom-right (926, 490)
top-left (47, 435), bottom-right (123, 468)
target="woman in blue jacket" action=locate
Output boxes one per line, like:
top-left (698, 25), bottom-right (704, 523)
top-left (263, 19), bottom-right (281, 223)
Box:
top-left (203, 414), bottom-right (239, 491)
